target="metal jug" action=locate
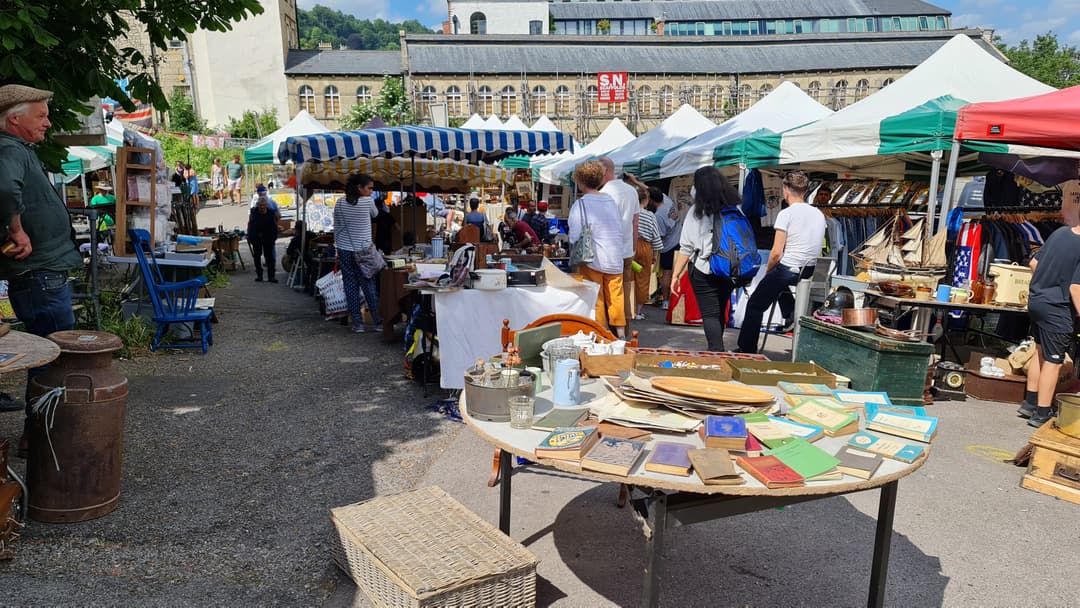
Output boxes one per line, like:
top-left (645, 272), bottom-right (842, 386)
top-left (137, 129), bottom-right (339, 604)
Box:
top-left (552, 359), bottom-right (581, 406)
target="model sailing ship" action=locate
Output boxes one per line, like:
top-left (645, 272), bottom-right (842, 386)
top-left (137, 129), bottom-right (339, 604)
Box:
top-left (850, 214), bottom-right (948, 281)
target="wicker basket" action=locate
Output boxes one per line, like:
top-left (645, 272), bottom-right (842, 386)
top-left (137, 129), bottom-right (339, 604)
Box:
top-left (332, 486), bottom-right (538, 608)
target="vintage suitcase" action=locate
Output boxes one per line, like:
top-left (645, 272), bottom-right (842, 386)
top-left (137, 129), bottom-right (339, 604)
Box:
top-left (1022, 419), bottom-right (1080, 505)
top-left (506, 269), bottom-right (546, 287)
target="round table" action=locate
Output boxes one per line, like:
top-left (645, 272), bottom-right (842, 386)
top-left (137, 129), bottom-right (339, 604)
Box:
top-left (461, 381), bottom-right (928, 608)
top-left (0, 330), bottom-right (62, 374)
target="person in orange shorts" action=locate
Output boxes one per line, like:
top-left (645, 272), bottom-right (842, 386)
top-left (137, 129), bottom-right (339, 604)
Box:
top-left (568, 160), bottom-right (627, 336)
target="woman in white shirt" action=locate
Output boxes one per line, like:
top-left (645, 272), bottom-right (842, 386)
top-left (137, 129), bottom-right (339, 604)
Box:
top-left (568, 160), bottom-right (627, 336)
top-left (334, 173), bottom-right (382, 333)
top-left (670, 167), bottom-right (744, 351)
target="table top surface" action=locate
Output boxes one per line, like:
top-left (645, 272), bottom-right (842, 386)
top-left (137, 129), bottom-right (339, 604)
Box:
top-left (462, 380), bottom-right (927, 498)
top-left (107, 253), bottom-right (214, 268)
top-left (0, 330), bottom-right (61, 373)
top-left (863, 289), bottom-right (1027, 313)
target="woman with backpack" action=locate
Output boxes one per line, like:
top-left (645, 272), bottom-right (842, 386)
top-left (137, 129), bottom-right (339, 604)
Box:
top-left (670, 166), bottom-right (756, 352)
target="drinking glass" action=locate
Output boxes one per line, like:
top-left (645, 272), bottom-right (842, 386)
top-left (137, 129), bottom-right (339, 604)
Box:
top-left (508, 395), bottom-right (536, 429)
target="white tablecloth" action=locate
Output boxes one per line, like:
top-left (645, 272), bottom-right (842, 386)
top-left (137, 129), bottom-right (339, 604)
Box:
top-left (434, 283), bottom-right (599, 389)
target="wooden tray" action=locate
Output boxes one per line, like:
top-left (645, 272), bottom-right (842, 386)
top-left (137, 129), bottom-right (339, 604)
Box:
top-left (650, 376), bottom-right (774, 404)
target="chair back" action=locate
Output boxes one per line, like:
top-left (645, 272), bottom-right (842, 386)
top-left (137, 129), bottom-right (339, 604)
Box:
top-left (128, 229), bottom-right (168, 319)
top-left (457, 224), bottom-right (481, 244)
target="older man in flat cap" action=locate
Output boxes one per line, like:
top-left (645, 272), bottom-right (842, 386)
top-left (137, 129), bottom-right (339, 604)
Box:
top-left (0, 84), bottom-right (83, 453)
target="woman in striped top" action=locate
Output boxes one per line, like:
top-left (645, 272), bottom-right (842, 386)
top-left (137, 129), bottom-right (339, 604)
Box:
top-left (334, 173), bottom-right (382, 333)
top-left (632, 186), bottom-right (663, 320)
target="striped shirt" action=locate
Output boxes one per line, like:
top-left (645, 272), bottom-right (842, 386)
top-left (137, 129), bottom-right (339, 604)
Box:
top-left (637, 209), bottom-right (663, 251)
top-left (333, 195), bottom-right (377, 252)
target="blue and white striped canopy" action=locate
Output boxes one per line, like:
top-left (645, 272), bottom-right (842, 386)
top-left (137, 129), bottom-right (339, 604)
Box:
top-left (277, 126), bottom-right (574, 164)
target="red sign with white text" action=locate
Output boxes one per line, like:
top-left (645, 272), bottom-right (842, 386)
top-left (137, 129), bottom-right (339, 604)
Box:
top-left (597, 72), bottom-right (628, 103)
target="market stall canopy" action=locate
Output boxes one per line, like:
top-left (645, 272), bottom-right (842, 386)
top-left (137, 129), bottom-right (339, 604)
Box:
top-left (481, 115), bottom-right (505, 130)
top-left (531, 116), bottom-right (560, 132)
top-left (62, 117), bottom-right (124, 176)
top-left (277, 126), bottom-right (575, 164)
top-left (718, 35), bottom-right (1054, 177)
top-left (639, 82), bottom-right (833, 181)
top-left (460, 114), bottom-right (485, 129)
top-left (955, 85), bottom-right (1080, 152)
top-left (244, 110), bottom-right (330, 164)
top-left (501, 115), bottom-right (530, 131)
top-left (610, 104), bottom-right (715, 176)
top-left (299, 157), bottom-right (512, 194)
top-left (538, 117), bottom-right (637, 185)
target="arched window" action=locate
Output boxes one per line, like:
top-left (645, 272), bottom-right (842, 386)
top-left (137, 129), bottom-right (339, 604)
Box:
top-left (759, 83), bottom-right (774, 100)
top-left (660, 85), bottom-right (675, 115)
top-left (477, 85), bottom-right (494, 115)
top-left (298, 85), bottom-right (316, 114)
top-left (500, 85), bottom-right (517, 116)
top-left (855, 79), bottom-right (870, 101)
top-left (808, 80), bottom-right (822, 103)
top-left (831, 79), bottom-right (849, 110)
top-left (470, 12), bottom-right (486, 35)
top-left (737, 84), bottom-right (752, 111)
top-left (356, 85), bottom-right (372, 105)
top-left (585, 85), bottom-right (599, 114)
top-left (531, 85), bottom-right (547, 117)
top-left (881, 78), bottom-right (895, 88)
top-left (690, 85), bottom-right (706, 110)
top-left (446, 85), bottom-right (462, 116)
top-left (636, 85), bottom-right (652, 115)
top-left (419, 85), bottom-right (437, 118)
top-left (324, 85), bottom-right (340, 117)
top-left (708, 85), bottom-right (724, 113)
top-left (555, 85), bottom-right (571, 115)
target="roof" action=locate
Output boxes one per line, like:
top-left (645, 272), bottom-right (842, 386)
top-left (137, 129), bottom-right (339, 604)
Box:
top-left (403, 30), bottom-right (994, 76)
top-left (548, 0), bottom-right (951, 20)
top-left (285, 50), bottom-right (402, 76)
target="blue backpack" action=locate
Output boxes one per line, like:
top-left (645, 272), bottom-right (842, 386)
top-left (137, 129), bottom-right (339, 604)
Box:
top-left (708, 207), bottom-right (761, 286)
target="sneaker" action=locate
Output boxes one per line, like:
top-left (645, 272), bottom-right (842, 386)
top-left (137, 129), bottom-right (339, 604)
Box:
top-left (780, 319), bottom-right (797, 333)
top-left (1017, 401), bottom-right (1037, 419)
top-left (633, 313), bottom-right (646, 320)
top-left (661, 300), bottom-right (669, 311)
top-left (351, 325), bottom-right (366, 333)
top-left (1028, 409), bottom-right (1055, 428)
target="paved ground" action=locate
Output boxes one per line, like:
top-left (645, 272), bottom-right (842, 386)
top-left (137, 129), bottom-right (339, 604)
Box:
top-left (1, 202), bottom-right (1078, 606)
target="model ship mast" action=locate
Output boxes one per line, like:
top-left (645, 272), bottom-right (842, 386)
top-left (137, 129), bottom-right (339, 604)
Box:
top-left (850, 212), bottom-right (947, 279)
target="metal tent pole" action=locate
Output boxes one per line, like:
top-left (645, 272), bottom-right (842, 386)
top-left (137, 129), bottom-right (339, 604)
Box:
top-left (938, 140), bottom-right (962, 230)
top-left (925, 150), bottom-right (942, 232)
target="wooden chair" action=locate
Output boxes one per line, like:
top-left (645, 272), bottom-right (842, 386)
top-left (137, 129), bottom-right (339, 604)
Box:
top-left (488, 314), bottom-right (638, 487)
top-left (129, 229), bottom-right (214, 353)
top-left (456, 224), bottom-right (481, 244)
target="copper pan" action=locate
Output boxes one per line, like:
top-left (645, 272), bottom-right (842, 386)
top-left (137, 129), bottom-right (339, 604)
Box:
top-left (841, 307), bottom-right (878, 327)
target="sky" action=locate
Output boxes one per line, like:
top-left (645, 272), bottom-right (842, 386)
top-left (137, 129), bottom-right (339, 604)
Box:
top-left (296, 0), bottom-right (1080, 46)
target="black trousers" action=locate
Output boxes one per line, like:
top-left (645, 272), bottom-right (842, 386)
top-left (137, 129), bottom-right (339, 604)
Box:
top-left (689, 266), bottom-right (735, 352)
top-left (251, 239), bottom-right (276, 279)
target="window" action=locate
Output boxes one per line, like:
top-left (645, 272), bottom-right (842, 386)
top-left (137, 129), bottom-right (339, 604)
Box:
top-left (892, 17), bottom-right (903, 31)
top-left (419, 85), bottom-right (437, 118)
top-left (660, 85), bottom-right (675, 115)
top-left (793, 19), bottom-right (804, 33)
top-left (356, 85), bottom-right (371, 105)
top-left (324, 85), bottom-right (340, 117)
top-left (937, 16), bottom-right (948, 29)
top-left (636, 85), bottom-right (652, 115)
top-left (819, 19), bottom-right (840, 33)
top-left (919, 16), bottom-right (930, 31)
top-left (470, 12), bottom-right (486, 35)
top-left (298, 85), bottom-right (316, 114)
top-left (691, 85), bottom-right (706, 109)
top-left (866, 18), bottom-right (876, 32)
top-left (555, 85), bottom-right (571, 115)
top-left (831, 80), bottom-right (849, 110)
top-left (585, 85), bottom-right (598, 114)
top-left (531, 85), bottom-right (547, 116)
top-left (446, 86), bottom-right (462, 116)
top-left (737, 84), bottom-right (752, 111)
top-left (708, 85), bottom-right (724, 113)
top-left (168, 39), bottom-right (183, 48)
top-left (901, 17), bottom-right (918, 31)
top-left (808, 81), bottom-right (822, 103)
top-left (477, 85), bottom-right (493, 115)
top-left (500, 85), bottom-right (517, 116)
top-left (696, 21), bottom-right (706, 35)
top-left (529, 20), bottom-right (542, 35)
top-left (881, 78), bottom-right (895, 88)
top-left (722, 21), bottom-right (731, 35)
top-left (855, 79), bottom-right (870, 101)
top-left (758, 83), bottom-right (773, 100)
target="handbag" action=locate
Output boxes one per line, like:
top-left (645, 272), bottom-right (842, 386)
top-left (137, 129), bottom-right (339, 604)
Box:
top-left (569, 197), bottom-right (596, 266)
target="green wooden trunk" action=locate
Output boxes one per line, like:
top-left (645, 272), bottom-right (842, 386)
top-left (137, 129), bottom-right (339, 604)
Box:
top-left (794, 316), bottom-right (933, 406)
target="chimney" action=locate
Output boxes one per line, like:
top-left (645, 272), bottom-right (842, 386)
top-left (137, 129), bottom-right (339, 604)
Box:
top-left (441, 20), bottom-right (452, 35)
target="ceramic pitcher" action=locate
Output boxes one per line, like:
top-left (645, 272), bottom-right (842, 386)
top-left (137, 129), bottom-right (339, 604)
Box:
top-left (552, 359), bottom-right (581, 406)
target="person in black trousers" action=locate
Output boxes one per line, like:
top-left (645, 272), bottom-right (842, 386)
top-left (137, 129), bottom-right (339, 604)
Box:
top-left (248, 196), bottom-right (280, 282)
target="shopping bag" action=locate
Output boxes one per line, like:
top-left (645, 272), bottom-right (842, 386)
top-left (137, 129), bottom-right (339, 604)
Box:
top-left (317, 270), bottom-right (348, 317)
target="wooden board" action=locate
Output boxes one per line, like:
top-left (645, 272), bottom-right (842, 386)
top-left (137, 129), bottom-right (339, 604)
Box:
top-left (1021, 473), bottom-right (1080, 506)
top-left (1021, 419), bottom-right (1080, 505)
top-left (650, 376), bottom-right (775, 404)
top-left (513, 323), bottom-right (562, 368)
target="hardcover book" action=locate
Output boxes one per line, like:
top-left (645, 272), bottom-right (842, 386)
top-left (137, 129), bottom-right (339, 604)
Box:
top-left (866, 410), bottom-right (938, 443)
top-left (596, 421), bottom-right (653, 442)
top-left (703, 416), bottom-right (748, 450)
top-left (777, 382), bottom-right (834, 396)
top-left (738, 412), bottom-right (796, 448)
top-left (767, 416), bottom-right (824, 442)
top-left (535, 426), bottom-right (600, 461)
top-left (532, 407), bottom-right (589, 432)
top-left (734, 455), bottom-right (804, 488)
top-left (764, 438), bottom-right (841, 480)
top-left (834, 446), bottom-right (884, 479)
top-left (687, 449), bottom-right (745, 485)
top-left (644, 442), bottom-right (694, 476)
top-left (787, 399), bottom-right (859, 436)
top-left (580, 436), bottom-right (646, 476)
top-left (847, 432), bottom-right (925, 463)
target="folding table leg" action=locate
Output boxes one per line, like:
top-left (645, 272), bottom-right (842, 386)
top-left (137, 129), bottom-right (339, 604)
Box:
top-left (868, 480), bottom-right (898, 608)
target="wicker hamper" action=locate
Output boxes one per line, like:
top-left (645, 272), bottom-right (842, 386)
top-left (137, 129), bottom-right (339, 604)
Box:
top-left (331, 486), bottom-right (539, 608)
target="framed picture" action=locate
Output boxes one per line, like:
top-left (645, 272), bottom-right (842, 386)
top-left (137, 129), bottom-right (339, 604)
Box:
top-left (514, 181), bottom-right (533, 200)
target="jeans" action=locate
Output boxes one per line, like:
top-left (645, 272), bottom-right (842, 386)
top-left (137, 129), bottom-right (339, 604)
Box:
top-left (8, 269), bottom-right (75, 431)
top-left (689, 267), bottom-right (735, 352)
top-left (339, 250), bottom-right (381, 328)
top-left (250, 239), bottom-right (276, 279)
top-left (737, 265), bottom-right (813, 353)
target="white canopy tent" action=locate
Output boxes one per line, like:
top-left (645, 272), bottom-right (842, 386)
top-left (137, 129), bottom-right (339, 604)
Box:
top-left (244, 110), bottom-right (330, 164)
top-left (608, 104), bottom-right (715, 176)
top-left (531, 115), bottom-right (560, 132)
top-left (481, 115), bottom-right (505, 130)
top-left (537, 117), bottom-right (637, 185)
top-left (460, 114), bottom-right (485, 129)
top-left (501, 115), bottom-right (530, 130)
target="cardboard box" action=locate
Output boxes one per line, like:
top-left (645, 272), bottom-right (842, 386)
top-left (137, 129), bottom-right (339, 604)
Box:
top-left (634, 352), bottom-right (733, 381)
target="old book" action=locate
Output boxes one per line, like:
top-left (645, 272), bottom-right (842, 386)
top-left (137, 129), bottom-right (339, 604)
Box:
top-left (728, 433), bottom-right (765, 458)
top-left (644, 442), bottom-right (694, 476)
top-left (865, 403), bottom-right (928, 419)
top-left (777, 382), bottom-right (834, 396)
top-left (834, 446), bottom-right (884, 479)
top-left (806, 469), bottom-right (843, 481)
top-left (765, 438), bottom-right (841, 480)
top-left (580, 436), bottom-right (646, 476)
top-left (847, 432), bottom-right (925, 463)
top-left (767, 416), bottom-right (823, 442)
top-left (866, 409), bottom-right (938, 443)
top-left (739, 412), bottom-right (795, 448)
top-left (832, 390), bottom-right (892, 407)
top-left (787, 399), bottom-right (859, 437)
top-left (784, 394), bottom-right (850, 409)
top-left (535, 426), bottom-right (600, 461)
top-left (703, 415), bottom-right (748, 450)
top-left (596, 421), bottom-right (653, 442)
top-left (531, 407), bottom-right (589, 432)
top-left (687, 449), bottom-right (745, 485)
top-left (735, 455), bottom-right (804, 488)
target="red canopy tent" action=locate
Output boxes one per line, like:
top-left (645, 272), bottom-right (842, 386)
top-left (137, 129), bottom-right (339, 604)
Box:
top-left (954, 85), bottom-right (1080, 151)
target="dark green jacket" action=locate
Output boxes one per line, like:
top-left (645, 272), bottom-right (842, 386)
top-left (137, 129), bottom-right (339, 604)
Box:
top-left (0, 131), bottom-right (82, 278)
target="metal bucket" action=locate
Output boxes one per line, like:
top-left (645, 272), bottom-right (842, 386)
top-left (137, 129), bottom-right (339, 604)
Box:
top-left (1055, 393), bottom-right (1080, 439)
top-left (27, 331), bottom-right (127, 523)
top-left (464, 370), bottom-right (536, 422)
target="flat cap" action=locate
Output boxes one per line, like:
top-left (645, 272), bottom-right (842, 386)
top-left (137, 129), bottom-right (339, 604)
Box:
top-left (0, 84), bottom-right (53, 114)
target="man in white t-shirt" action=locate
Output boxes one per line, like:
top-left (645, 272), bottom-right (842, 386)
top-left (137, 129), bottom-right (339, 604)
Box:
top-left (737, 170), bottom-right (826, 354)
top-left (598, 157), bottom-right (640, 328)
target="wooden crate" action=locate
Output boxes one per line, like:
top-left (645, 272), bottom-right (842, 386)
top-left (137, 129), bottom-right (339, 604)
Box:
top-left (579, 351), bottom-right (636, 378)
top-left (794, 315), bottom-right (932, 406)
top-left (729, 360), bottom-right (836, 388)
top-left (634, 352), bottom-right (733, 381)
top-left (1022, 419), bottom-right (1080, 505)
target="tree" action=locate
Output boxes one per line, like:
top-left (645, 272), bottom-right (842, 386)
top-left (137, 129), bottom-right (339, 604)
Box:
top-left (166, 88), bottom-right (207, 134)
top-left (225, 108), bottom-right (280, 139)
top-left (997, 32), bottom-right (1080, 89)
top-left (1, 0), bottom-right (261, 167)
top-left (340, 75), bottom-right (414, 130)
top-left (297, 7), bottom-right (433, 50)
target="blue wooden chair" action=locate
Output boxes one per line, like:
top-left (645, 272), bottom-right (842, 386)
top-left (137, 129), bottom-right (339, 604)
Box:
top-left (128, 229), bottom-right (213, 353)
